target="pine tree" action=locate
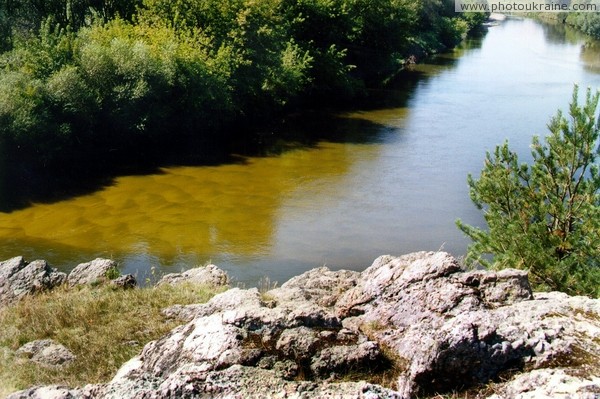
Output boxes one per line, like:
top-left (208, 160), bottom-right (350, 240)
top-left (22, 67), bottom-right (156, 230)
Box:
top-left (457, 86), bottom-right (600, 297)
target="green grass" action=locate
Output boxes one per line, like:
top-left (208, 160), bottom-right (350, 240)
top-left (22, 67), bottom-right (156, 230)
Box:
top-left (0, 282), bottom-right (224, 395)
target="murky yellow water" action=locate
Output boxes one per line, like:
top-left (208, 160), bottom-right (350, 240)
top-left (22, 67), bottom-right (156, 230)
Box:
top-left (0, 135), bottom-right (393, 277)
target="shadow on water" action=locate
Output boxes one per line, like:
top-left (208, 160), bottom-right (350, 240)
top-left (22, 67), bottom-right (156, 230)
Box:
top-left (0, 98), bottom-right (387, 213)
top-left (0, 168), bottom-right (116, 213)
top-left (256, 40), bottom-right (481, 151)
top-left (538, 18), bottom-right (586, 45)
top-left (0, 137), bottom-right (255, 213)
top-left (0, 30), bottom-right (481, 215)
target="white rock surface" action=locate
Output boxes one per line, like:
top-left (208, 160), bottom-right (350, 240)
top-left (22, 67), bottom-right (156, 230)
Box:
top-left (7, 252), bottom-right (600, 399)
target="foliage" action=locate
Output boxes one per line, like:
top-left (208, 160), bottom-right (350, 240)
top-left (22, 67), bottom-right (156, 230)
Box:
top-left (76, 19), bottom-right (235, 149)
top-left (0, 281), bottom-right (224, 392)
top-left (567, 12), bottom-right (600, 39)
top-left (457, 86), bottom-right (600, 297)
top-left (104, 265), bottom-right (121, 280)
top-left (0, 0), bottom-right (485, 181)
top-left (0, 0), bottom-right (141, 44)
top-left (0, 17), bottom-right (237, 169)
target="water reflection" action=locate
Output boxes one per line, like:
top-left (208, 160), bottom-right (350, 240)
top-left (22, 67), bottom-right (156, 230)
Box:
top-left (581, 41), bottom-right (600, 72)
top-left (536, 18), bottom-right (600, 74)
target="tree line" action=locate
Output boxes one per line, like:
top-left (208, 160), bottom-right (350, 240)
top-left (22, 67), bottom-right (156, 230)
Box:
top-left (0, 0), bottom-right (485, 180)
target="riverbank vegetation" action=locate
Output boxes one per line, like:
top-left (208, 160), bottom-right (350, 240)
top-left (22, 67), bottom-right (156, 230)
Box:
top-left (533, 12), bottom-right (600, 39)
top-left (457, 86), bottom-right (600, 298)
top-left (0, 281), bottom-right (223, 395)
top-left (0, 0), bottom-right (485, 202)
top-left (565, 13), bottom-right (600, 38)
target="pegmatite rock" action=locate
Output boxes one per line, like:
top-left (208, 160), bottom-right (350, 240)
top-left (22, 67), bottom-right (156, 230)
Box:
top-left (7, 252), bottom-right (600, 399)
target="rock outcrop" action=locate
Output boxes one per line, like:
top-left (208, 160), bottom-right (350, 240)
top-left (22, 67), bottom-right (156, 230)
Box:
top-left (110, 274), bottom-right (137, 289)
top-left (0, 257), bottom-right (66, 307)
top-left (7, 252), bottom-right (600, 398)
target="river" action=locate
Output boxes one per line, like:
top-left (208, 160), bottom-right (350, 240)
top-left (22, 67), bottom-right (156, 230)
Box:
top-left (1, 17), bottom-right (600, 285)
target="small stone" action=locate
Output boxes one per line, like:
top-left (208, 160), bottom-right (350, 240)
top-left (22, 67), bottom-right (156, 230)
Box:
top-left (534, 340), bottom-right (547, 356)
top-left (156, 264), bottom-right (229, 287)
top-left (272, 360), bottom-right (299, 379)
top-left (275, 327), bottom-right (319, 359)
top-left (16, 339), bottom-right (76, 367)
top-left (111, 274), bottom-right (137, 289)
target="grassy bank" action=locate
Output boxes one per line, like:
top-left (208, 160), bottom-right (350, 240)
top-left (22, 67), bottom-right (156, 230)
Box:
top-left (0, 282), bottom-right (224, 396)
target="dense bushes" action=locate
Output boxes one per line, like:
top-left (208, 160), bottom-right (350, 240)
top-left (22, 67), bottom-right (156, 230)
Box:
top-left (566, 12), bottom-right (600, 39)
top-left (1, 17), bottom-right (236, 170)
top-left (0, 0), bottom-right (484, 177)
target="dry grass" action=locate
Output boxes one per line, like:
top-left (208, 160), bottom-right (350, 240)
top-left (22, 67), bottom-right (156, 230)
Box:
top-left (0, 282), bottom-right (224, 395)
top-left (419, 378), bottom-right (504, 399)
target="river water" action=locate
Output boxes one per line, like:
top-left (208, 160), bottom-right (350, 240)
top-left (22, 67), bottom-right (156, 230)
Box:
top-left (1, 17), bottom-right (600, 285)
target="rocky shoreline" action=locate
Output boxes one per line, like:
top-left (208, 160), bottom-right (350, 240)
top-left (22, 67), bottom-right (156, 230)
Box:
top-left (2, 252), bottom-right (599, 398)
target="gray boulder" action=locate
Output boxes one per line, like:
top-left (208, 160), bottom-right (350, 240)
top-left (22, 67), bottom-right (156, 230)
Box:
top-left (82, 273), bottom-right (386, 398)
top-left (335, 252), bottom-right (599, 397)
top-left (156, 264), bottom-right (229, 288)
top-left (0, 257), bottom-right (67, 307)
top-left (16, 339), bottom-right (76, 367)
top-left (67, 258), bottom-right (118, 286)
